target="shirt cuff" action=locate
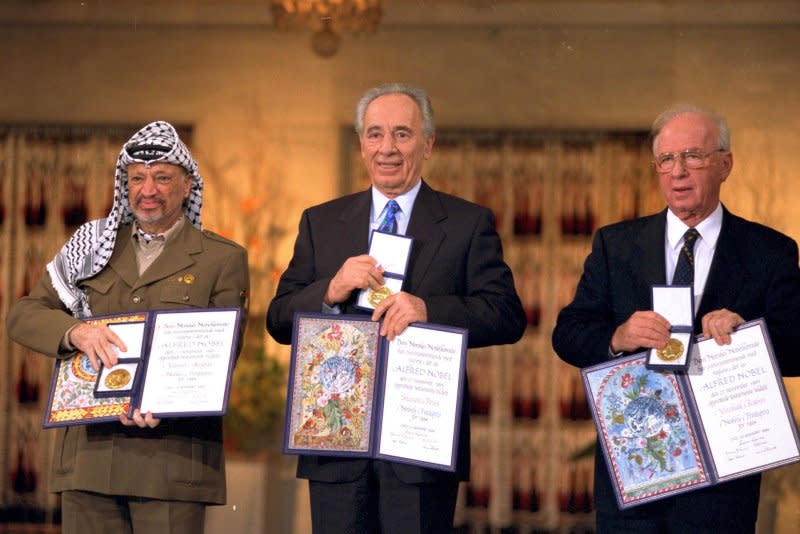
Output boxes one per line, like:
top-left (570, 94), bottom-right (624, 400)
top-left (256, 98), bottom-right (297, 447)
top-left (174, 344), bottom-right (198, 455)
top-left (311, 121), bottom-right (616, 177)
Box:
top-left (608, 346), bottom-right (624, 358)
top-left (322, 302), bottom-right (342, 314)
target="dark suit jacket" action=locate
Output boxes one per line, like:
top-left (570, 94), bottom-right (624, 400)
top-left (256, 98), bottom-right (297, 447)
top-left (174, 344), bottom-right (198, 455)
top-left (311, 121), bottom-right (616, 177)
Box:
top-left (7, 220), bottom-right (249, 504)
top-left (551, 206), bottom-right (800, 525)
top-left (267, 181), bottom-right (526, 483)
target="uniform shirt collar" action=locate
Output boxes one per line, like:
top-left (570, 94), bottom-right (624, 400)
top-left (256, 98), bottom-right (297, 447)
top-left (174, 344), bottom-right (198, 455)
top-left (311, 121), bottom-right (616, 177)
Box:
top-left (131, 215), bottom-right (186, 245)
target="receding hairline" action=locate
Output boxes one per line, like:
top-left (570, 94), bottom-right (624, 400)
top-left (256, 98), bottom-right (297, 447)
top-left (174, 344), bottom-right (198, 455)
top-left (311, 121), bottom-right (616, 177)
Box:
top-left (651, 104), bottom-right (731, 153)
top-left (354, 83), bottom-right (435, 140)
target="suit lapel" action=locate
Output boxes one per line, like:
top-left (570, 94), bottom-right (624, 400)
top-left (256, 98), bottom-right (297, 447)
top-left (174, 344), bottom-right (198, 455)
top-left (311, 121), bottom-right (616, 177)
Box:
top-left (632, 212), bottom-right (668, 307)
top-left (696, 208), bottom-right (745, 323)
top-left (405, 182), bottom-right (445, 293)
top-left (338, 191), bottom-right (371, 257)
top-left (334, 191), bottom-right (373, 314)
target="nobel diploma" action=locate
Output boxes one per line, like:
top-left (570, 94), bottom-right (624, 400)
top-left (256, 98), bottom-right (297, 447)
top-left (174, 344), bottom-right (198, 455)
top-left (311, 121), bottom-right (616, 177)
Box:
top-left (285, 314), bottom-right (467, 471)
top-left (582, 319), bottom-right (800, 509)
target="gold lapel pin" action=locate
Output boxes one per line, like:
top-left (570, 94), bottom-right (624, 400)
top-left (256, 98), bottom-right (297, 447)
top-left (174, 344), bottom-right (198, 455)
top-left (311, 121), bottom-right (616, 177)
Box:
top-left (184, 274), bottom-right (196, 285)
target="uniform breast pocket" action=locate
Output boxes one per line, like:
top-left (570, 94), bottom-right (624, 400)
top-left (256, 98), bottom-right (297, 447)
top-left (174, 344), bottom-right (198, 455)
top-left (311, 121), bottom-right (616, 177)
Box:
top-left (79, 276), bottom-right (116, 315)
top-left (160, 283), bottom-right (211, 308)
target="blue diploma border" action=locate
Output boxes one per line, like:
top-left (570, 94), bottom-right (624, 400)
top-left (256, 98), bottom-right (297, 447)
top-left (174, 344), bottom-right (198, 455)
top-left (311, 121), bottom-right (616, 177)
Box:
top-left (283, 312), bottom-right (467, 472)
top-left (583, 318), bottom-right (800, 509)
top-left (129, 307), bottom-right (241, 419)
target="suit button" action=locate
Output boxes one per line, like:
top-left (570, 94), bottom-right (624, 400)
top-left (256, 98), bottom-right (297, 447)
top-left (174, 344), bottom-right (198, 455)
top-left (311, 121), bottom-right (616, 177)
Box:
top-left (182, 295), bottom-right (190, 301)
top-left (132, 296), bottom-right (142, 304)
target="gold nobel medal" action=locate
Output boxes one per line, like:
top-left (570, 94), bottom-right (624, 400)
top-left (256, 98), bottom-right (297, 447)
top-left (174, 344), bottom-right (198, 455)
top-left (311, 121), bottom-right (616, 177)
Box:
top-left (105, 369), bottom-right (131, 390)
top-left (368, 286), bottom-right (392, 307)
top-left (657, 338), bottom-right (684, 362)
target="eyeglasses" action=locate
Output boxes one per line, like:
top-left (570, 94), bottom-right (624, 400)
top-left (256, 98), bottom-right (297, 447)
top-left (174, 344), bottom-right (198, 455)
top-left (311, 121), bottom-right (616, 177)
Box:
top-left (654, 148), bottom-right (727, 173)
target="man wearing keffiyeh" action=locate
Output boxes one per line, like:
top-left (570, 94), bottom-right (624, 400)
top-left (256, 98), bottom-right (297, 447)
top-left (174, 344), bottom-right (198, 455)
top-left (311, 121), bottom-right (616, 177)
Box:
top-left (7, 121), bottom-right (249, 534)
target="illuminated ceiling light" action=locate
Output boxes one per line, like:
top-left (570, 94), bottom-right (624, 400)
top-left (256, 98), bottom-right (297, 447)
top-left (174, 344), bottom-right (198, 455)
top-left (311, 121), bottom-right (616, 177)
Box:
top-left (270, 0), bottom-right (383, 58)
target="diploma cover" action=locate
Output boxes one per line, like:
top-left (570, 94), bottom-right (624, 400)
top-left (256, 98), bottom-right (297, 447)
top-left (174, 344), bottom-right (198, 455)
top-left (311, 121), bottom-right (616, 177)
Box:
top-left (43, 307), bottom-right (242, 428)
top-left (283, 312), bottom-right (468, 472)
top-left (582, 318), bottom-right (800, 509)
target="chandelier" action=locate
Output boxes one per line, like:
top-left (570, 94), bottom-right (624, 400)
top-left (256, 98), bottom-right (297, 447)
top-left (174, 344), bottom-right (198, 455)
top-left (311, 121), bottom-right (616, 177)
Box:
top-left (270, 0), bottom-right (383, 58)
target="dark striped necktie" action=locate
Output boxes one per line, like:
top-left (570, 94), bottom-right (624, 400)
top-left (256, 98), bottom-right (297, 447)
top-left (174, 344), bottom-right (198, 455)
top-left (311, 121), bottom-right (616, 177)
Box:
top-left (672, 228), bottom-right (700, 285)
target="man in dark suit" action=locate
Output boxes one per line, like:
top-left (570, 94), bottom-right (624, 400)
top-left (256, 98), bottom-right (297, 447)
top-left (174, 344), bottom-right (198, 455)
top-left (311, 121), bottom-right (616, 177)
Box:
top-left (267, 83), bottom-right (526, 533)
top-left (552, 105), bottom-right (800, 533)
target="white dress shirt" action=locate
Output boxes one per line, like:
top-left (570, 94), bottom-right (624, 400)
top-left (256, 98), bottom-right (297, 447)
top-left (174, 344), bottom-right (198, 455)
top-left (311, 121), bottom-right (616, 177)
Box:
top-left (323, 180), bottom-right (422, 314)
top-left (369, 179), bottom-right (421, 237)
top-left (665, 203), bottom-right (723, 315)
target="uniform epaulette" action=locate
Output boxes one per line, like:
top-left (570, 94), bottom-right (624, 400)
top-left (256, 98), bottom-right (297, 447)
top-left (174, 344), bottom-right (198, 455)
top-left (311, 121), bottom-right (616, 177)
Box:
top-left (201, 229), bottom-right (244, 249)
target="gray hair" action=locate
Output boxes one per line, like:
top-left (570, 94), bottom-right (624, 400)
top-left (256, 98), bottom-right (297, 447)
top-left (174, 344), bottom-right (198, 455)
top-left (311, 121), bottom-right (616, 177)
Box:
top-left (651, 104), bottom-right (731, 154)
top-left (354, 83), bottom-right (435, 139)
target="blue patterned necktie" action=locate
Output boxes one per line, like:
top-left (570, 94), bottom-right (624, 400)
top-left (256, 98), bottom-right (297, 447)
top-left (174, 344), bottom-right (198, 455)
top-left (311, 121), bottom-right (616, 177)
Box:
top-left (377, 200), bottom-right (400, 234)
top-left (672, 228), bottom-right (700, 285)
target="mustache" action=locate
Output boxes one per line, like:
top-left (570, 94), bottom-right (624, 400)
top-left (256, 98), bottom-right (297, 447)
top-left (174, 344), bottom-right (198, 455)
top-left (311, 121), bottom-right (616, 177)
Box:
top-left (132, 194), bottom-right (165, 205)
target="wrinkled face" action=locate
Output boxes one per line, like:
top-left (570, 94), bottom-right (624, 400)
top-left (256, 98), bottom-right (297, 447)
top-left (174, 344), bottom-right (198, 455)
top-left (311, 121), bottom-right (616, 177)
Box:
top-left (655, 113), bottom-right (732, 226)
top-left (127, 162), bottom-right (191, 233)
top-left (359, 93), bottom-right (434, 198)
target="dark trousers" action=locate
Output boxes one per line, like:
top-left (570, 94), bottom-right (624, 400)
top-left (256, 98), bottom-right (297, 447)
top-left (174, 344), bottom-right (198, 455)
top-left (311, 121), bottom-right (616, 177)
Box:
top-left (308, 460), bottom-right (459, 534)
top-left (593, 440), bottom-right (760, 534)
top-left (597, 512), bottom-right (756, 534)
top-left (594, 473), bottom-right (759, 534)
top-left (61, 490), bottom-right (205, 534)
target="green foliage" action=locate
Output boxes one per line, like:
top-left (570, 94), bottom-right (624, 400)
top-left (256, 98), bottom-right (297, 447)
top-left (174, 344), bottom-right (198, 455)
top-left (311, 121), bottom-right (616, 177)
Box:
top-left (224, 346), bottom-right (287, 453)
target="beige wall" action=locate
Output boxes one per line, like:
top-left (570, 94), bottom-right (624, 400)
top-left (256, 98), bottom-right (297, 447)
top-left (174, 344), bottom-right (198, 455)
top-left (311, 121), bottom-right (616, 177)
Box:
top-left (2, 10), bottom-right (800, 354)
top-left (2, 6), bottom-right (800, 531)
top-left (3, 20), bottom-right (800, 239)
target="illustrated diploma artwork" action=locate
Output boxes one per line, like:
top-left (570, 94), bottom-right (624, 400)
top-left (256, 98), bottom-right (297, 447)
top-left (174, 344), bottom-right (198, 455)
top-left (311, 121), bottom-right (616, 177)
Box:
top-left (44, 314), bottom-right (146, 427)
top-left (44, 307), bottom-right (242, 428)
top-left (284, 313), bottom-right (468, 471)
top-left (583, 318), bottom-right (800, 509)
top-left (584, 354), bottom-right (710, 507)
top-left (286, 316), bottom-right (381, 454)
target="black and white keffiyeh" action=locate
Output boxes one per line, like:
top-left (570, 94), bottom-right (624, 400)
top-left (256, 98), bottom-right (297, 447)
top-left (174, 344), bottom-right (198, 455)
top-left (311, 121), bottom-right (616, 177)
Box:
top-left (46, 121), bottom-right (203, 318)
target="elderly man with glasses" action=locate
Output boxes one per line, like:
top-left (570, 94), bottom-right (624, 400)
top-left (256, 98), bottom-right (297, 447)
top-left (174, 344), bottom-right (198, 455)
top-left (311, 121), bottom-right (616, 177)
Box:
top-left (552, 104), bottom-right (800, 533)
